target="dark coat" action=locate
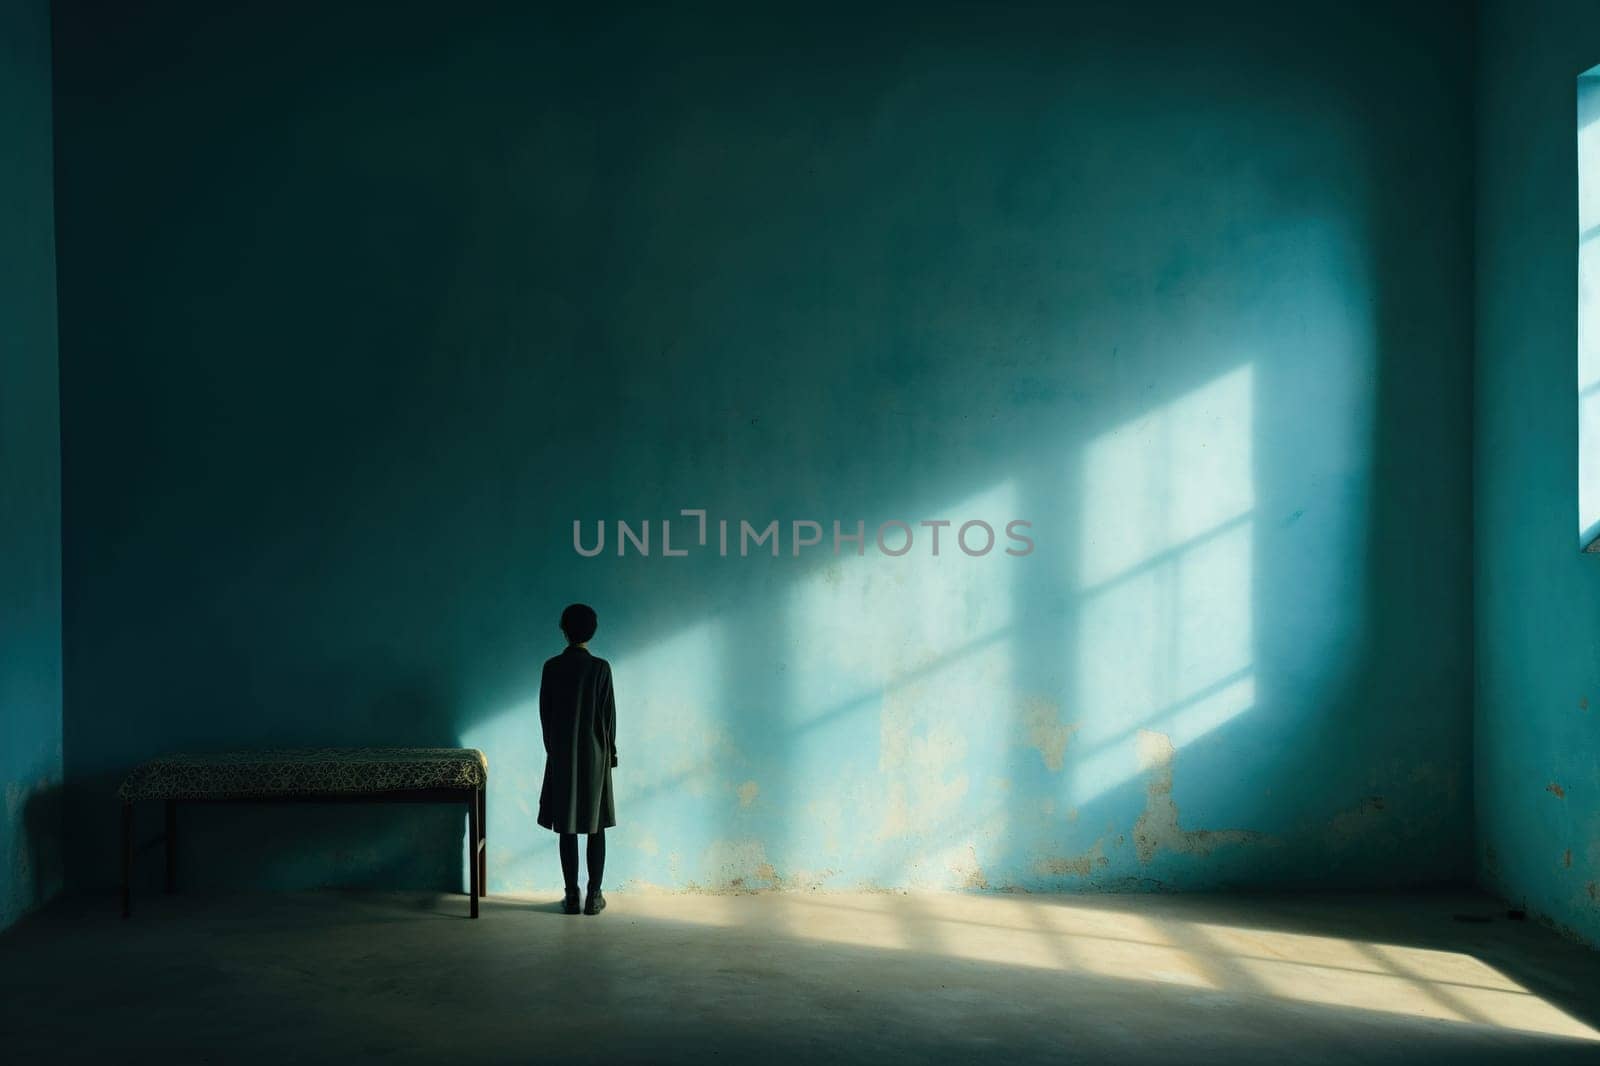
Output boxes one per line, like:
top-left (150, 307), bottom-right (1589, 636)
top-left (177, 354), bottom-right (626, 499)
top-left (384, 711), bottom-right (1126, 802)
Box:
top-left (537, 646), bottom-right (617, 834)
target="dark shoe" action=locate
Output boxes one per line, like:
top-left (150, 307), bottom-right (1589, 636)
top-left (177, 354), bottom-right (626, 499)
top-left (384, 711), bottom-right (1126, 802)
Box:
top-left (584, 889), bottom-right (606, 916)
top-left (562, 890), bottom-right (581, 915)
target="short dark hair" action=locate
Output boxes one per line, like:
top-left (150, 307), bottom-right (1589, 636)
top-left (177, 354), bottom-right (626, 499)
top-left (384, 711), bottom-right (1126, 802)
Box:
top-left (560, 603), bottom-right (598, 644)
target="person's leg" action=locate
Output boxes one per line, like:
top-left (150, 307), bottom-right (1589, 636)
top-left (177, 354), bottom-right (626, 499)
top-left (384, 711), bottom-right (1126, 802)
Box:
top-left (584, 830), bottom-right (607, 914)
top-left (586, 829), bottom-right (606, 892)
top-left (559, 833), bottom-right (580, 895)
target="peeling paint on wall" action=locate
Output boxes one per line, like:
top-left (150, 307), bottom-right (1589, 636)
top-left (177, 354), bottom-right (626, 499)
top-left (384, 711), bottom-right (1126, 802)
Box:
top-left (1018, 695), bottom-right (1079, 772)
top-left (949, 843), bottom-right (990, 890)
top-left (701, 838), bottom-right (782, 892)
top-left (1035, 840), bottom-right (1110, 878)
top-left (1132, 730), bottom-right (1268, 864)
top-left (877, 685), bottom-right (971, 842)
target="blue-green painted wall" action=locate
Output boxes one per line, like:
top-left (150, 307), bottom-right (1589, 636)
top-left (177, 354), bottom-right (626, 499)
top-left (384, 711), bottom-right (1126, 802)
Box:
top-left (1, 0), bottom-right (63, 931)
top-left (55, 1), bottom-right (1475, 896)
top-left (1476, 0), bottom-right (1600, 946)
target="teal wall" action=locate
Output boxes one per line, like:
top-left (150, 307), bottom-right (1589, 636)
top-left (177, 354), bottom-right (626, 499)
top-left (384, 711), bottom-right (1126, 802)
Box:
top-left (0, 0), bottom-right (63, 931)
top-left (54, 1), bottom-right (1475, 896)
top-left (1477, 0), bottom-right (1600, 946)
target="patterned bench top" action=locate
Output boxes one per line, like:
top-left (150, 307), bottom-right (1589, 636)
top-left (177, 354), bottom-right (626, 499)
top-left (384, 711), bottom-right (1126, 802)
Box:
top-left (117, 747), bottom-right (488, 803)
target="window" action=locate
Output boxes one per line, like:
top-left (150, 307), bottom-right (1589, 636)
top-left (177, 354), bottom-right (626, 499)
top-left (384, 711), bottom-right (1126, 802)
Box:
top-left (1577, 68), bottom-right (1600, 550)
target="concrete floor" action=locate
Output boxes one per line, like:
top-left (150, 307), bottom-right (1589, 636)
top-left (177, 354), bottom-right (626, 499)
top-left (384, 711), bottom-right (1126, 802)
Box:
top-left (4, 889), bottom-right (1600, 1064)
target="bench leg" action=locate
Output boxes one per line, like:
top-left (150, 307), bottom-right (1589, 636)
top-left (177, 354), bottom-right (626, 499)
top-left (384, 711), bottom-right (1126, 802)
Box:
top-left (122, 804), bottom-right (132, 918)
top-left (468, 789), bottom-right (480, 919)
top-left (165, 800), bottom-right (177, 893)
top-left (477, 786), bottom-right (487, 896)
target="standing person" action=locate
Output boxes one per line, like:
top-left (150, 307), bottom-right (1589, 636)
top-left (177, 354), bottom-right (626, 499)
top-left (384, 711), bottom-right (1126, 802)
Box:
top-left (537, 603), bottom-right (618, 915)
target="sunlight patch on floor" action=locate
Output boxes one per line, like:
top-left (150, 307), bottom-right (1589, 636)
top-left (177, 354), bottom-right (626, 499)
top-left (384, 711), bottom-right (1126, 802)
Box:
top-left (600, 892), bottom-right (1600, 1041)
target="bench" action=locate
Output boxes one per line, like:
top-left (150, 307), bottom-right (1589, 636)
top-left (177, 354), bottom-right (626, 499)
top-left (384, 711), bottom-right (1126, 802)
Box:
top-left (118, 747), bottom-right (488, 918)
